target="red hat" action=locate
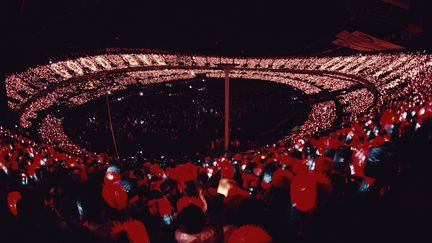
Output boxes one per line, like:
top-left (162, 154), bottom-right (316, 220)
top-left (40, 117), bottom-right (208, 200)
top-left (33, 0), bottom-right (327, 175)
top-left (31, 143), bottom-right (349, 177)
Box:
top-left (314, 156), bottom-right (334, 175)
top-left (290, 173), bottom-right (318, 212)
top-left (322, 136), bottom-right (343, 150)
top-left (168, 165), bottom-right (196, 182)
top-left (150, 164), bottom-right (165, 178)
top-left (158, 197), bottom-right (173, 217)
top-left (261, 180), bottom-right (271, 190)
top-left (7, 191), bottom-right (22, 216)
top-left (27, 162), bottom-right (40, 178)
top-left (351, 122), bottom-right (363, 132)
top-left (111, 219), bottom-right (149, 243)
top-left (220, 161), bottom-right (235, 179)
top-left (233, 153), bottom-right (242, 161)
top-left (102, 181), bottom-right (128, 210)
top-left (227, 225), bottom-right (272, 243)
top-left (292, 159), bottom-right (309, 175)
top-left (184, 162), bottom-right (198, 174)
top-left (278, 153), bottom-right (295, 167)
top-left (379, 110), bottom-right (396, 130)
top-left (271, 169), bottom-right (293, 189)
top-left (176, 196), bottom-right (205, 213)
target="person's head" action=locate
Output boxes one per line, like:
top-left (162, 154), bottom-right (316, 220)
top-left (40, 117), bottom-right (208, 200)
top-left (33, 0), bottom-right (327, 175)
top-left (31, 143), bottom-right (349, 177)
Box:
top-left (178, 204), bottom-right (206, 234)
top-left (16, 190), bottom-right (45, 223)
top-left (236, 198), bottom-right (266, 226)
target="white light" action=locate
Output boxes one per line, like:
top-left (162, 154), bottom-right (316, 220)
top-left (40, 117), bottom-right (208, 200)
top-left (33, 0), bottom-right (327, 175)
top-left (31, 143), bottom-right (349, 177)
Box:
top-left (420, 108), bottom-right (425, 115)
top-left (349, 165), bottom-right (355, 175)
top-left (2, 166), bottom-right (8, 175)
top-left (207, 169), bottom-right (213, 178)
top-left (139, 92), bottom-right (144, 96)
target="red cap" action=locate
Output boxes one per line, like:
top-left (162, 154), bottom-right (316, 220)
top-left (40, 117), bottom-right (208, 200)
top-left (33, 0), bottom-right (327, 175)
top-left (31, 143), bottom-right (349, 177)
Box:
top-left (111, 219), bottom-right (149, 243)
top-left (150, 164), bottom-right (165, 177)
top-left (380, 110), bottom-right (396, 130)
top-left (158, 197), bottom-right (173, 216)
top-left (278, 153), bottom-right (295, 167)
top-left (176, 196), bottom-right (205, 213)
top-left (291, 173), bottom-right (318, 212)
top-left (220, 161), bottom-right (235, 179)
top-left (292, 159), bottom-right (309, 175)
top-left (271, 169), bottom-right (293, 189)
top-left (102, 181), bottom-right (128, 210)
top-left (169, 165), bottom-right (196, 182)
top-left (228, 225), bottom-right (272, 243)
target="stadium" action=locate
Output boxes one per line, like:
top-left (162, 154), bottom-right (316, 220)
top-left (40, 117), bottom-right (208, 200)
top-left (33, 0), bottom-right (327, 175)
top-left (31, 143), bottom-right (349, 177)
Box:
top-left (0, 1), bottom-right (431, 242)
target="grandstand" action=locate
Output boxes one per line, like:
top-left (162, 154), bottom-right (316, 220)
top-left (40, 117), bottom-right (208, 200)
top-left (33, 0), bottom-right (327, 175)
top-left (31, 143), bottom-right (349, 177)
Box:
top-left (1, 1), bottom-right (432, 243)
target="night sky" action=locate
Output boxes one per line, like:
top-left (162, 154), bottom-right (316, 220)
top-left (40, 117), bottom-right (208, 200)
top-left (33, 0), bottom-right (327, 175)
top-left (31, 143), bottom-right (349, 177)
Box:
top-left (0, 0), bottom-right (430, 71)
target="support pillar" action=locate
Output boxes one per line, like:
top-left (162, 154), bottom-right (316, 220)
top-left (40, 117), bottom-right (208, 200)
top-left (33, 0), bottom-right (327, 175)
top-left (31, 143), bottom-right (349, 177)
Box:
top-left (224, 69), bottom-right (230, 152)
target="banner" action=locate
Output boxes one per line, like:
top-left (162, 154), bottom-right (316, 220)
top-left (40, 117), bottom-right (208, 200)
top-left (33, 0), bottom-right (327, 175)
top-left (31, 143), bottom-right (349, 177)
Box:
top-left (332, 31), bottom-right (404, 51)
top-left (331, 39), bottom-right (375, 52)
top-left (336, 31), bottom-right (380, 51)
top-left (352, 31), bottom-right (404, 50)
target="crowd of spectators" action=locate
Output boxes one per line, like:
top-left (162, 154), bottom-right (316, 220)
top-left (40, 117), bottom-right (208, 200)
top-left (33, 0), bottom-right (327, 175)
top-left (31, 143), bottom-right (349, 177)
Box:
top-left (8, 51), bottom-right (429, 130)
top-left (58, 78), bottom-right (308, 158)
top-left (1, 95), bottom-right (432, 242)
